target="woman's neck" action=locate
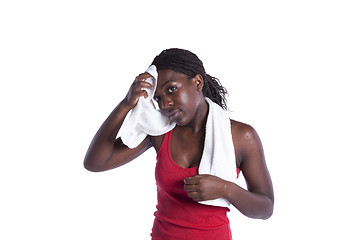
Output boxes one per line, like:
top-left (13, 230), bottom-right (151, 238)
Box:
top-left (183, 98), bottom-right (209, 133)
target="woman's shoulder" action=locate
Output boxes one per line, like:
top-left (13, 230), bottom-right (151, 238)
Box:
top-left (230, 119), bottom-right (257, 137)
top-left (230, 119), bottom-right (262, 151)
top-left (230, 120), bottom-right (264, 167)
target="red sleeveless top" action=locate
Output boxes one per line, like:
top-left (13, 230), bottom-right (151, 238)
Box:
top-left (151, 130), bottom-right (232, 240)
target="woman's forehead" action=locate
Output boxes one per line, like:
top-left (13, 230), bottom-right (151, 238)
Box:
top-left (157, 69), bottom-right (189, 83)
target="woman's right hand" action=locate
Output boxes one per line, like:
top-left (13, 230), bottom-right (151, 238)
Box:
top-left (122, 72), bottom-right (153, 110)
top-left (84, 72), bottom-right (154, 172)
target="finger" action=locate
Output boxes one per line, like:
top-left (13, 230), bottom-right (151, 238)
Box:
top-left (184, 184), bottom-right (198, 192)
top-left (131, 82), bottom-right (153, 97)
top-left (135, 72), bottom-right (152, 82)
top-left (140, 89), bottom-right (149, 99)
top-left (187, 192), bottom-right (202, 202)
top-left (184, 176), bottom-right (200, 185)
top-left (187, 191), bottom-right (198, 198)
top-left (134, 81), bottom-right (153, 89)
top-left (130, 87), bottom-right (149, 100)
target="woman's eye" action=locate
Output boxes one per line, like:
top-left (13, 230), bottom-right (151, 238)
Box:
top-left (153, 96), bottom-right (160, 102)
top-left (168, 86), bottom-right (177, 93)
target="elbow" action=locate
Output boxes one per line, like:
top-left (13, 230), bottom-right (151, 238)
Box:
top-left (83, 149), bottom-right (110, 172)
top-left (83, 157), bottom-right (105, 172)
top-left (246, 196), bottom-right (274, 220)
top-left (237, 197), bottom-right (274, 220)
top-left (250, 207), bottom-right (273, 220)
top-left (261, 207), bottom-right (273, 220)
top-left (84, 160), bottom-right (97, 172)
top-left (260, 198), bottom-right (274, 220)
top-left (84, 162), bottom-right (97, 172)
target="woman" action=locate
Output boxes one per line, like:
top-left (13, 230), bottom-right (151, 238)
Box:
top-left (84, 48), bottom-right (274, 239)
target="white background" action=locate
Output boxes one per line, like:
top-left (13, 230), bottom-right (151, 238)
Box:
top-left (1, 1), bottom-right (359, 239)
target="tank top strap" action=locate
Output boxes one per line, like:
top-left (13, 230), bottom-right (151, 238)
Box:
top-left (157, 130), bottom-right (172, 157)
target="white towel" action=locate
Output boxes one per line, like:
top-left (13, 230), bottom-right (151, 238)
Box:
top-left (198, 98), bottom-right (237, 207)
top-left (119, 65), bottom-right (176, 148)
top-left (120, 65), bottom-right (237, 208)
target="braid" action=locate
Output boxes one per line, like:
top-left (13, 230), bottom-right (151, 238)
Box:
top-left (151, 48), bottom-right (228, 110)
top-left (203, 74), bottom-right (228, 110)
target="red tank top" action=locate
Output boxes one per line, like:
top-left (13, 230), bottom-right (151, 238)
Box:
top-left (151, 130), bottom-right (232, 240)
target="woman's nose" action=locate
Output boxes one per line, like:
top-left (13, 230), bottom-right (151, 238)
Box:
top-left (160, 96), bottom-right (173, 109)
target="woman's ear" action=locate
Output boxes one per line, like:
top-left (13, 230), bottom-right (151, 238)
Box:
top-left (192, 74), bottom-right (204, 91)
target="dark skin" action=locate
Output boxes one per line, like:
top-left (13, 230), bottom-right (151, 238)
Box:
top-left (84, 69), bottom-right (274, 219)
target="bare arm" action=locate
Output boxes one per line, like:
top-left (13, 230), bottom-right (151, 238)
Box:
top-left (184, 122), bottom-right (274, 219)
top-left (224, 122), bottom-right (274, 219)
top-left (84, 72), bottom-right (154, 172)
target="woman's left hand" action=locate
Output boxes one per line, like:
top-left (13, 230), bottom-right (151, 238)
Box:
top-left (184, 174), bottom-right (228, 202)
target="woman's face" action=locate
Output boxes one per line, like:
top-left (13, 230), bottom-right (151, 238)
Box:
top-left (154, 69), bottom-right (204, 126)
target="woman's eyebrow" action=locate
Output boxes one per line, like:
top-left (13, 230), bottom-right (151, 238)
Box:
top-left (160, 79), bottom-right (176, 89)
top-left (154, 80), bottom-right (176, 97)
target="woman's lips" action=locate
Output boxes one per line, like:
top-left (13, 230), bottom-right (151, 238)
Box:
top-left (168, 109), bottom-right (181, 121)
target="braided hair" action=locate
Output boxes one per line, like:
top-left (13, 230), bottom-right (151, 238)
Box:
top-left (151, 48), bottom-right (228, 110)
